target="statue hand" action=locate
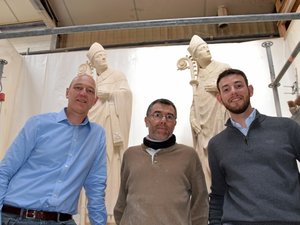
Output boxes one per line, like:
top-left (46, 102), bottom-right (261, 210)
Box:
top-left (190, 119), bottom-right (202, 134)
top-left (113, 132), bottom-right (123, 147)
top-left (204, 85), bottom-right (218, 93)
top-left (97, 91), bottom-right (111, 101)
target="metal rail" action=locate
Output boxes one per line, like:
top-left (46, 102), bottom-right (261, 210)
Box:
top-left (269, 41), bottom-right (300, 88)
top-left (262, 41), bottom-right (282, 116)
top-left (0, 13), bottom-right (300, 39)
top-left (0, 59), bottom-right (8, 92)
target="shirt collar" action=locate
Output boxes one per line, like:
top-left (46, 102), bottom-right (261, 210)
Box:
top-left (231, 108), bottom-right (256, 129)
top-left (56, 108), bottom-right (90, 126)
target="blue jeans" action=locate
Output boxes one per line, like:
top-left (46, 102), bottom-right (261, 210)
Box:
top-left (1, 212), bottom-right (77, 225)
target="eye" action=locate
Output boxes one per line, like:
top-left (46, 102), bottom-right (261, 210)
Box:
top-left (74, 86), bottom-right (83, 91)
top-left (166, 114), bottom-right (175, 121)
top-left (236, 84), bottom-right (243, 89)
top-left (153, 112), bottom-right (162, 118)
top-left (221, 87), bottom-right (229, 93)
top-left (86, 88), bottom-right (95, 94)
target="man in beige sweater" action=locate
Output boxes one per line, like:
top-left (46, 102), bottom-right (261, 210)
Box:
top-left (114, 98), bottom-right (208, 225)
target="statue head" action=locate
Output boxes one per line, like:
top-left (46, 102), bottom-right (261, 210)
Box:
top-left (187, 35), bottom-right (207, 56)
top-left (187, 35), bottom-right (212, 68)
top-left (87, 42), bottom-right (108, 74)
top-left (87, 42), bottom-right (105, 62)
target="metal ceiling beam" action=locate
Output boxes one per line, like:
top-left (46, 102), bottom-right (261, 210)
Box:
top-left (29, 0), bottom-right (57, 28)
top-left (0, 12), bottom-right (300, 39)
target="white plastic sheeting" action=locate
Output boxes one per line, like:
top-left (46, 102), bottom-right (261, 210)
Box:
top-left (0, 38), bottom-right (298, 157)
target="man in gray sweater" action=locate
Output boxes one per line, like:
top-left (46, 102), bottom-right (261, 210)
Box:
top-left (208, 68), bottom-right (300, 225)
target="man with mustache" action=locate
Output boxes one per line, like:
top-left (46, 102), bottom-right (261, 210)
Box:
top-left (208, 68), bottom-right (300, 225)
top-left (114, 98), bottom-right (208, 225)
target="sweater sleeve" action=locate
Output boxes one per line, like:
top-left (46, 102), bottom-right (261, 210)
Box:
top-left (208, 192), bottom-right (224, 225)
top-left (190, 150), bottom-right (209, 225)
top-left (113, 151), bottom-right (128, 224)
top-left (207, 140), bottom-right (226, 225)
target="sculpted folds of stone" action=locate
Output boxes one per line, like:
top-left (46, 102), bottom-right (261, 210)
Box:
top-left (86, 42), bottom-right (133, 224)
top-left (178, 35), bottom-right (230, 190)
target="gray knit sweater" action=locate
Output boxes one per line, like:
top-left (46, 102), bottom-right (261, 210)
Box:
top-left (208, 111), bottom-right (300, 225)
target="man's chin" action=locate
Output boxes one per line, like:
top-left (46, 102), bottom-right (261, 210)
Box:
top-left (153, 134), bottom-right (170, 141)
top-left (227, 105), bottom-right (248, 114)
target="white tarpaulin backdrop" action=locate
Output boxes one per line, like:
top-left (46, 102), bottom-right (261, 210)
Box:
top-left (0, 37), bottom-right (298, 157)
top-left (1, 36), bottom-right (299, 225)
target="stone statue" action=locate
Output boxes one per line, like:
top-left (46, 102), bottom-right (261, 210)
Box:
top-left (87, 42), bottom-right (132, 224)
top-left (78, 62), bottom-right (93, 76)
top-left (177, 35), bottom-right (230, 191)
top-left (287, 95), bottom-right (300, 124)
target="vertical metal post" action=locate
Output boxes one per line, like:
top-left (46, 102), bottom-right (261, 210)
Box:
top-left (0, 59), bottom-right (8, 113)
top-left (262, 41), bottom-right (282, 117)
top-left (0, 59), bottom-right (7, 74)
top-left (0, 59), bottom-right (8, 91)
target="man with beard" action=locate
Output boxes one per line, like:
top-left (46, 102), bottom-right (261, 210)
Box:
top-left (207, 69), bottom-right (300, 225)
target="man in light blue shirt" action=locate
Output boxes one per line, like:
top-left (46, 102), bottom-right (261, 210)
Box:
top-left (0, 74), bottom-right (107, 225)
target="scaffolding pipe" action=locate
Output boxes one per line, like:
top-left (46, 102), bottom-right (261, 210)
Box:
top-left (0, 59), bottom-right (7, 77)
top-left (262, 41), bottom-right (282, 117)
top-left (0, 13), bottom-right (300, 39)
top-left (0, 59), bottom-right (8, 113)
top-left (0, 59), bottom-right (8, 91)
top-left (268, 41), bottom-right (300, 88)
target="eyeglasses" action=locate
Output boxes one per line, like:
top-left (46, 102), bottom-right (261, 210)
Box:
top-left (150, 112), bottom-right (176, 122)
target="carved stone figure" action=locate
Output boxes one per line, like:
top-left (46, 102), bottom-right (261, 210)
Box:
top-left (87, 42), bottom-right (132, 224)
top-left (287, 95), bottom-right (300, 124)
top-left (177, 35), bottom-right (230, 191)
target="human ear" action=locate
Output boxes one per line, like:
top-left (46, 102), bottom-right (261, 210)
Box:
top-left (66, 88), bottom-right (69, 99)
top-left (144, 117), bottom-right (149, 127)
top-left (216, 93), bottom-right (223, 104)
top-left (248, 85), bottom-right (254, 97)
top-left (93, 96), bottom-right (98, 105)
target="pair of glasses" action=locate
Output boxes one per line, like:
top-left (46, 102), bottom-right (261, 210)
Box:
top-left (150, 112), bottom-right (176, 122)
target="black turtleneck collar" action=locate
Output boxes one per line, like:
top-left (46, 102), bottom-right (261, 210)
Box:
top-left (143, 134), bottom-right (176, 150)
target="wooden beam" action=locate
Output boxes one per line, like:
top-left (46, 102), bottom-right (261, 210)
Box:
top-left (276, 0), bottom-right (297, 37)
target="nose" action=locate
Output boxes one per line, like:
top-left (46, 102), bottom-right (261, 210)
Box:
top-left (160, 116), bottom-right (167, 122)
top-left (79, 88), bottom-right (88, 95)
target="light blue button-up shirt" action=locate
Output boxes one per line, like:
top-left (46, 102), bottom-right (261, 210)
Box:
top-left (230, 108), bottom-right (256, 136)
top-left (0, 108), bottom-right (107, 225)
